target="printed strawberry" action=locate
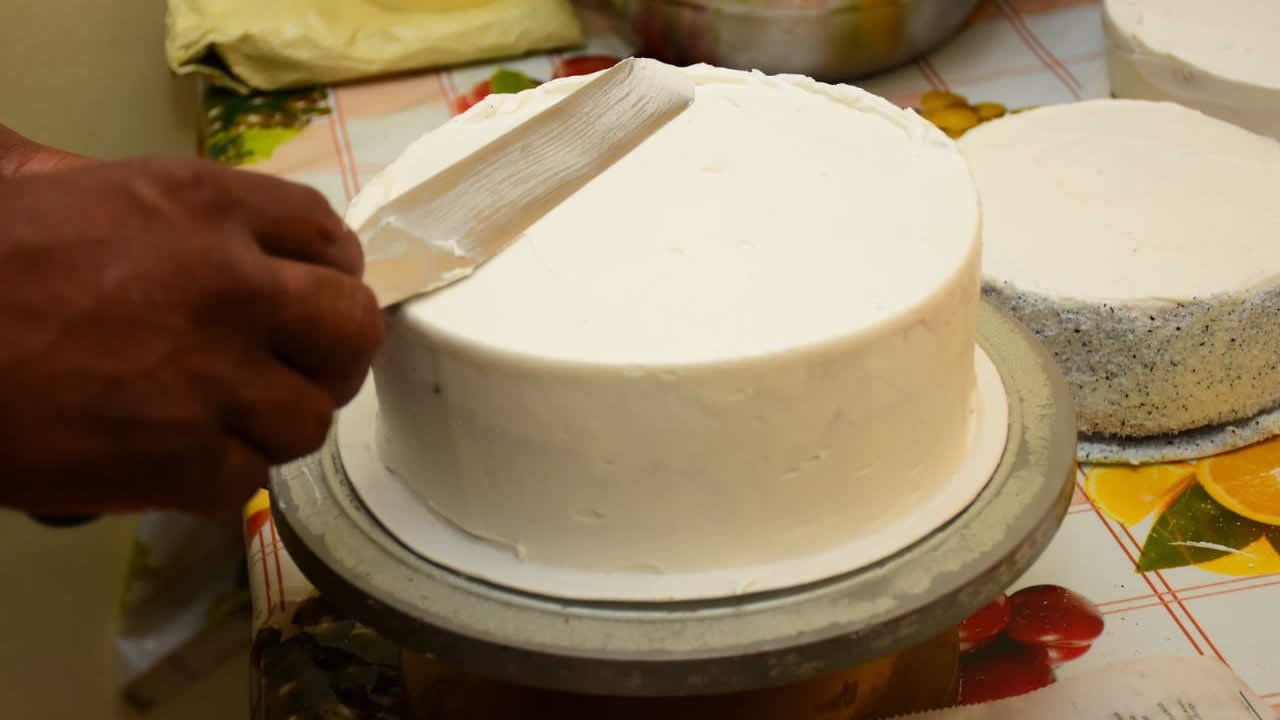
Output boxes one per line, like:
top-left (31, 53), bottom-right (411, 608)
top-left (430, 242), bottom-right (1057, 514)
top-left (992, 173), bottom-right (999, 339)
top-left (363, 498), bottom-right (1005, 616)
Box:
top-left (957, 593), bottom-right (1011, 652)
top-left (1044, 643), bottom-right (1092, 666)
top-left (452, 81), bottom-right (490, 115)
top-left (552, 55), bottom-right (621, 79)
top-left (451, 68), bottom-right (540, 115)
top-left (958, 636), bottom-right (1055, 704)
top-left (1006, 585), bottom-right (1104, 648)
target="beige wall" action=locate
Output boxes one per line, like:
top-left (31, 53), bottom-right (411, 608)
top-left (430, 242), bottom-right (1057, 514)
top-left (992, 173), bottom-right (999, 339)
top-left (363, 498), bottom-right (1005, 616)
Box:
top-left (0, 0), bottom-right (197, 158)
top-left (0, 2), bottom-right (244, 719)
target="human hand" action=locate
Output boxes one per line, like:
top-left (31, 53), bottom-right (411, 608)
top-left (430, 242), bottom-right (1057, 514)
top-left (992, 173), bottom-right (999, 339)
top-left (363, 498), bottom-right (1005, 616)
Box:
top-left (0, 155), bottom-right (382, 515)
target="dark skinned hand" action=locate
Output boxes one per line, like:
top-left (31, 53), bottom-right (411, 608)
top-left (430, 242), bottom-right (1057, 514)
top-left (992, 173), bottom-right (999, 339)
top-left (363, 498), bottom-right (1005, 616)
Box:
top-left (0, 126), bottom-right (383, 515)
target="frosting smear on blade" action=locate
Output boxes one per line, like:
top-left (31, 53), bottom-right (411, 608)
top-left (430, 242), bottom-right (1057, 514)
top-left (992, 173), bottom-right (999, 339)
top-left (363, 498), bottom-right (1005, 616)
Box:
top-left (348, 64), bottom-right (986, 576)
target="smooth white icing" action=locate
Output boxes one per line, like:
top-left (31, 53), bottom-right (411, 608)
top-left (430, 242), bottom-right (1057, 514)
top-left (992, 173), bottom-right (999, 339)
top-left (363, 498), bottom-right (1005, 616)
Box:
top-left (963, 99), bottom-right (1280, 303)
top-left (337, 352), bottom-right (1007, 601)
top-left (348, 64), bottom-right (984, 574)
top-left (1105, 0), bottom-right (1280, 140)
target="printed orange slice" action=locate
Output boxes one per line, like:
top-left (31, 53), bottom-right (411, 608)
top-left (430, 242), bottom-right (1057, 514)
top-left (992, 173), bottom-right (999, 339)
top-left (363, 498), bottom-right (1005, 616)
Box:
top-left (1198, 437), bottom-right (1280, 526)
top-left (1196, 536), bottom-right (1280, 576)
top-left (1084, 463), bottom-right (1196, 526)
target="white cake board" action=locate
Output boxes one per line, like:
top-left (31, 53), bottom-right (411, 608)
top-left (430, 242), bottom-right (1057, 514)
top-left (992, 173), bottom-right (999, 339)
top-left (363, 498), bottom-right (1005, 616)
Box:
top-left (337, 347), bottom-right (1008, 603)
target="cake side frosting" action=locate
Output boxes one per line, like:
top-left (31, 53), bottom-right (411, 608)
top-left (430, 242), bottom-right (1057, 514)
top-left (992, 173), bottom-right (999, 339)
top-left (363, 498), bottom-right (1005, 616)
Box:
top-left (1105, 0), bottom-right (1280, 140)
top-left (963, 100), bottom-right (1280, 437)
top-left (352, 64), bottom-right (984, 573)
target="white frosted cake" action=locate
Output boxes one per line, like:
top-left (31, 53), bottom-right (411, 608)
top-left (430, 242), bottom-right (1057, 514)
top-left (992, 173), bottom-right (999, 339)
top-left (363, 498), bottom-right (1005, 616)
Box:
top-left (963, 100), bottom-right (1280, 442)
top-left (1105, 0), bottom-right (1280, 141)
top-left (345, 65), bottom-right (986, 576)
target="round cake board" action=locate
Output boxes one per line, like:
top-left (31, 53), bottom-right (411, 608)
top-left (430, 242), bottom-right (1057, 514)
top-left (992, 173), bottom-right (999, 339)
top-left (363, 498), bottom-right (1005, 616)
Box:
top-left (268, 302), bottom-right (1079, 697)
top-left (335, 349), bottom-right (1008, 603)
top-left (1078, 403), bottom-right (1280, 465)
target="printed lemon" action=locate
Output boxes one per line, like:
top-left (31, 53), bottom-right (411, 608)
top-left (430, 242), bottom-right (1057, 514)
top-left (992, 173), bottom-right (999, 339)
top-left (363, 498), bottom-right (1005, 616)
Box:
top-left (974, 102), bottom-right (1007, 121)
top-left (1196, 536), bottom-right (1280, 576)
top-left (921, 90), bottom-right (969, 111)
top-left (1197, 437), bottom-right (1280, 526)
top-left (1084, 463), bottom-right (1196, 526)
top-left (923, 106), bottom-right (980, 135)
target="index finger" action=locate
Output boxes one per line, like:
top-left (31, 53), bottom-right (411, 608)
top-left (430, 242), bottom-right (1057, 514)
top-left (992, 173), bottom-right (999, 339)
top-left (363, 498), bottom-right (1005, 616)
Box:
top-left (221, 166), bottom-right (364, 277)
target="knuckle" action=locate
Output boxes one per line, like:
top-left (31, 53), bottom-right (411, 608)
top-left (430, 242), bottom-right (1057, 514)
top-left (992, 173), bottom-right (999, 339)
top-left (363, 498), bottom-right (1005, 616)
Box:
top-left (113, 162), bottom-right (194, 226)
top-left (284, 181), bottom-right (340, 227)
top-left (330, 281), bottom-right (384, 404)
top-left (141, 157), bottom-right (227, 212)
top-left (212, 448), bottom-right (268, 510)
top-left (239, 252), bottom-right (288, 309)
top-left (297, 182), bottom-right (336, 216)
top-left (348, 280), bottom-right (385, 354)
top-left (294, 185), bottom-right (350, 251)
top-left (292, 394), bottom-right (336, 455)
top-left (191, 431), bottom-right (236, 483)
top-left (204, 242), bottom-right (284, 316)
top-left (335, 225), bottom-right (364, 276)
top-left (255, 380), bottom-right (335, 463)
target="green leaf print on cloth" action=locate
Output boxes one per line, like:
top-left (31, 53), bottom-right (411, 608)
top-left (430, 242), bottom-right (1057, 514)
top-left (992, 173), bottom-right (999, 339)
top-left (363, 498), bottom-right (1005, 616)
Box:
top-left (204, 87), bottom-right (331, 166)
top-left (1138, 483), bottom-right (1271, 572)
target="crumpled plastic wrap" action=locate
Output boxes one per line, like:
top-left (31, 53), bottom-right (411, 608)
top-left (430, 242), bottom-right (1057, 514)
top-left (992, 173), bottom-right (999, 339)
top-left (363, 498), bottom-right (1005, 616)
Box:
top-left (165, 0), bottom-right (585, 93)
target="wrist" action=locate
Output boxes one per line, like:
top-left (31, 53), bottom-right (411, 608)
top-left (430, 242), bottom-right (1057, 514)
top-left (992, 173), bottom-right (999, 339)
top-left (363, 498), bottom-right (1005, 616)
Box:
top-left (0, 124), bottom-right (36, 176)
top-left (0, 124), bottom-right (94, 177)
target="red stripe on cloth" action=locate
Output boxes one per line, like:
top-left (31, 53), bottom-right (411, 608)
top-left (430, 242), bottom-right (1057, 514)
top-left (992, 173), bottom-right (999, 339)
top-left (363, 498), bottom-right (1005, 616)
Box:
top-left (1076, 478), bottom-right (1205, 655)
top-left (1118, 523), bottom-right (1227, 663)
top-left (994, 0), bottom-right (1082, 99)
top-left (945, 50), bottom-right (1103, 89)
top-left (330, 88), bottom-right (362, 192)
top-left (1111, 515), bottom-right (1228, 661)
top-left (1004, 0), bottom-right (1084, 89)
top-left (268, 516), bottom-right (289, 614)
top-left (257, 525), bottom-right (273, 614)
top-left (1180, 578), bottom-right (1280, 604)
top-left (325, 89), bottom-right (354, 202)
top-left (1098, 573), bottom-right (1280, 610)
top-left (440, 72), bottom-right (463, 116)
top-left (917, 58), bottom-right (948, 91)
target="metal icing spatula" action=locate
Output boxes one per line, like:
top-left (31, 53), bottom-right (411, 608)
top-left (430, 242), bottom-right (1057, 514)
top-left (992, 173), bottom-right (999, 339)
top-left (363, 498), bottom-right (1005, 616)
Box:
top-left (360, 58), bottom-right (696, 308)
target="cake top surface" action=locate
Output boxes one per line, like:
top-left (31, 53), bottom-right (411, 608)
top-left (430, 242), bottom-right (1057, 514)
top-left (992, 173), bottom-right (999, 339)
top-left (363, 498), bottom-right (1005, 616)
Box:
top-left (1107, 0), bottom-right (1280, 89)
top-left (347, 64), bottom-right (978, 365)
top-left (961, 99), bottom-right (1280, 302)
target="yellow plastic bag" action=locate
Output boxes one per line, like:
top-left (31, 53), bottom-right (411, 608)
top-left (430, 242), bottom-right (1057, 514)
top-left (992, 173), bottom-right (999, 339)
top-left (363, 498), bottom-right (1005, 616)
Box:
top-left (165, 0), bottom-right (584, 92)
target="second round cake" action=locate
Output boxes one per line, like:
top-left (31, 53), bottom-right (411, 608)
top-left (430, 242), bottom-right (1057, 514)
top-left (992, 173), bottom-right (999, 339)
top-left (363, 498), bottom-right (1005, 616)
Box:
top-left (1105, 0), bottom-right (1280, 141)
top-left (963, 99), bottom-right (1280, 448)
top-left (346, 65), bottom-right (986, 576)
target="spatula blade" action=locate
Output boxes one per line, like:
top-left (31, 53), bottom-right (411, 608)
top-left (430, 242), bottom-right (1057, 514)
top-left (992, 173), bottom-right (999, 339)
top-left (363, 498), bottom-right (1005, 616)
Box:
top-left (360, 58), bottom-right (695, 308)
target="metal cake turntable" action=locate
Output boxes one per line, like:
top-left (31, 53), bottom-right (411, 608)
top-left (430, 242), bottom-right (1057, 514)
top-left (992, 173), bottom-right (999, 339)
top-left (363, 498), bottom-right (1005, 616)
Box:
top-left (269, 301), bottom-right (1076, 697)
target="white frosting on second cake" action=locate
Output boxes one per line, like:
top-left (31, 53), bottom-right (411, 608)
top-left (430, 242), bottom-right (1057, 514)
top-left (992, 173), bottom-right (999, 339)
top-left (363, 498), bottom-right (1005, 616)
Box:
top-left (347, 64), bottom-right (983, 574)
top-left (1105, 0), bottom-right (1280, 140)
top-left (965, 100), bottom-right (1280, 438)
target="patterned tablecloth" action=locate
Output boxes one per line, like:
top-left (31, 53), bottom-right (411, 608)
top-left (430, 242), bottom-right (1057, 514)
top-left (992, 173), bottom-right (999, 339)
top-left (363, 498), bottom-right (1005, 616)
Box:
top-left (218, 1), bottom-right (1280, 716)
